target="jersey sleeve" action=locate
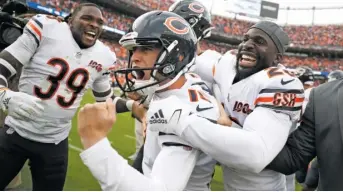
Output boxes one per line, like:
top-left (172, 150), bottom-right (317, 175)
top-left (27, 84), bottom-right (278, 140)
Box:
top-left (92, 49), bottom-right (117, 101)
top-left (192, 50), bottom-right (222, 84)
top-left (150, 145), bottom-right (199, 190)
top-left (80, 137), bottom-right (199, 190)
top-left (5, 14), bottom-right (57, 65)
top-left (254, 68), bottom-right (305, 122)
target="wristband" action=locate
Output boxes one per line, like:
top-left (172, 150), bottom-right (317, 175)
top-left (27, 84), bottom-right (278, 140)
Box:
top-left (126, 100), bottom-right (134, 111)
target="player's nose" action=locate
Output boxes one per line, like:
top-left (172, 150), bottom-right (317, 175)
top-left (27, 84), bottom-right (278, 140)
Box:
top-left (242, 40), bottom-right (254, 52)
top-left (131, 50), bottom-right (143, 65)
top-left (88, 19), bottom-right (100, 29)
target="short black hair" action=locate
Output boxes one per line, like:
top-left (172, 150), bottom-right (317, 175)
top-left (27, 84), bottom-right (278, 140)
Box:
top-left (65, 3), bottom-right (102, 21)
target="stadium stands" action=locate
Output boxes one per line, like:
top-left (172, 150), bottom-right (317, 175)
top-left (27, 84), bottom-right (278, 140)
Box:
top-left (28, 0), bottom-right (343, 71)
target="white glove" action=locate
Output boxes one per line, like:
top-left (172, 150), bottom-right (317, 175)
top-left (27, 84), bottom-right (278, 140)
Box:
top-left (147, 95), bottom-right (194, 136)
top-left (0, 89), bottom-right (44, 120)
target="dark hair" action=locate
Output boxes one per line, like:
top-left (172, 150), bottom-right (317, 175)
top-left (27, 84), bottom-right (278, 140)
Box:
top-left (66, 3), bottom-right (102, 21)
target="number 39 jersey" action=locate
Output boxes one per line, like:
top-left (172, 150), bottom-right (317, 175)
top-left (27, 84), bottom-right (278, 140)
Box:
top-left (4, 14), bottom-right (116, 143)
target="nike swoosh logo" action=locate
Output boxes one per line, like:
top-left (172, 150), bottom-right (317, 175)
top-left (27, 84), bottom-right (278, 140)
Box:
top-left (281, 78), bottom-right (295, 85)
top-left (196, 105), bottom-right (214, 112)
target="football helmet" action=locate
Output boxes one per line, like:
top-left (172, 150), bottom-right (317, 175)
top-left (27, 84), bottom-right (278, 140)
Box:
top-left (328, 70), bottom-right (343, 82)
top-left (295, 66), bottom-right (314, 84)
top-left (169, 0), bottom-right (212, 41)
top-left (114, 11), bottom-right (197, 99)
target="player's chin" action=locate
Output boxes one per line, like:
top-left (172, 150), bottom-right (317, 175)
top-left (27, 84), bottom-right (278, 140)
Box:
top-left (81, 34), bottom-right (97, 47)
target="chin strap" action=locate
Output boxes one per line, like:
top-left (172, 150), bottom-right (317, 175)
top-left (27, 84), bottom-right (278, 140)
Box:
top-left (155, 57), bottom-right (195, 91)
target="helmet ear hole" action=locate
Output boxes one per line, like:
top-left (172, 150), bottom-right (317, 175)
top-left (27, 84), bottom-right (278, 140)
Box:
top-left (162, 64), bottom-right (176, 75)
top-left (157, 51), bottom-right (167, 64)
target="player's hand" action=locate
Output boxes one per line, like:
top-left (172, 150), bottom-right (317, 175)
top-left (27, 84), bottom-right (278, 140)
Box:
top-left (141, 115), bottom-right (147, 138)
top-left (127, 91), bottom-right (152, 108)
top-left (147, 95), bottom-right (193, 136)
top-left (132, 101), bottom-right (147, 122)
top-left (126, 92), bottom-right (142, 101)
top-left (77, 98), bottom-right (116, 150)
top-left (217, 115), bottom-right (232, 127)
top-left (0, 89), bottom-right (44, 120)
top-left (216, 101), bottom-right (232, 127)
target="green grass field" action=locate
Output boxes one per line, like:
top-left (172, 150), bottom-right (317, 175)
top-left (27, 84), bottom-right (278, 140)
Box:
top-left (14, 90), bottom-right (301, 191)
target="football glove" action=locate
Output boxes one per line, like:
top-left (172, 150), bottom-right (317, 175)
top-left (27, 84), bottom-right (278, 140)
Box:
top-left (0, 89), bottom-right (44, 120)
top-left (147, 95), bottom-right (194, 136)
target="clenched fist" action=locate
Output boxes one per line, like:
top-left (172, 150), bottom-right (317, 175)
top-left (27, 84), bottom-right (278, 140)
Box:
top-left (77, 98), bottom-right (116, 149)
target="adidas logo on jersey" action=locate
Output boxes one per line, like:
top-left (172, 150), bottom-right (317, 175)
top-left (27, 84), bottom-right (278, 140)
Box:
top-left (149, 109), bottom-right (168, 124)
top-left (2, 97), bottom-right (10, 109)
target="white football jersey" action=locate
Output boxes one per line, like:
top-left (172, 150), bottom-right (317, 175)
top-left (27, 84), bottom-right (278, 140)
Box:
top-left (4, 14), bottom-right (116, 143)
top-left (192, 50), bottom-right (221, 88)
top-left (195, 50), bottom-right (304, 190)
top-left (143, 73), bottom-right (219, 191)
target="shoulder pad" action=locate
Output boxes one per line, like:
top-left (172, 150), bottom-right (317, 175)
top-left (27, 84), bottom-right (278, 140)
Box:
top-left (255, 67), bottom-right (305, 121)
top-left (228, 49), bottom-right (238, 55)
top-left (32, 14), bottom-right (63, 26)
top-left (199, 50), bottom-right (222, 59)
top-left (24, 14), bottom-right (63, 43)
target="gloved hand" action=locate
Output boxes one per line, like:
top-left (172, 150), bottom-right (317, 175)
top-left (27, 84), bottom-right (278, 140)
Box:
top-left (0, 89), bottom-right (44, 120)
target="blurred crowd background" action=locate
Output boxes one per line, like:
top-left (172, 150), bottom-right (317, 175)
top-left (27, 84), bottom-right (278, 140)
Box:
top-left (28, 0), bottom-right (343, 74)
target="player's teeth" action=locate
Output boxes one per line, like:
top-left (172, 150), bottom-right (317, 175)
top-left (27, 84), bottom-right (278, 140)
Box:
top-left (86, 32), bottom-right (96, 36)
top-left (242, 54), bottom-right (256, 61)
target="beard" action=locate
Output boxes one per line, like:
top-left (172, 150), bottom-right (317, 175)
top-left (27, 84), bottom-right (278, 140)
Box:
top-left (235, 51), bottom-right (271, 82)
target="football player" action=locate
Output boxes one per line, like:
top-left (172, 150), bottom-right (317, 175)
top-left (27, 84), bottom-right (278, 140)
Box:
top-left (130, 0), bottom-right (229, 173)
top-left (295, 66), bottom-right (315, 113)
top-left (79, 11), bottom-right (220, 190)
top-left (0, 3), bottom-right (140, 190)
top-left (149, 21), bottom-right (305, 190)
top-left (169, 0), bottom-right (223, 99)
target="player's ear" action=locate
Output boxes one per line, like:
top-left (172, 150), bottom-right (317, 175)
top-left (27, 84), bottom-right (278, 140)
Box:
top-left (65, 14), bottom-right (73, 25)
top-left (99, 27), bottom-right (104, 35)
top-left (274, 53), bottom-right (282, 65)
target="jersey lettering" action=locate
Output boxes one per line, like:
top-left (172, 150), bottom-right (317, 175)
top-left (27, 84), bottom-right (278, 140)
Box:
top-left (273, 93), bottom-right (296, 107)
top-left (233, 101), bottom-right (252, 114)
top-left (188, 89), bottom-right (211, 103)
top-left (266, 67), bottom-right (295, 78)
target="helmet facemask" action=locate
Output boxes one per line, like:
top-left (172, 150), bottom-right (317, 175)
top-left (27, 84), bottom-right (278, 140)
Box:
top-left (186, 14), bottom-right (213, 41)
top-left (114, 32), bottom-right (195, 101)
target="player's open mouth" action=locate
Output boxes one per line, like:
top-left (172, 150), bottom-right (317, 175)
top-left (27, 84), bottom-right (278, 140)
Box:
top-left (239, 52), bottom-right (257, 67)
top-left (84, 31), bottom-right (97, 41)
top-left (132, 66), bottom-right (145, 80)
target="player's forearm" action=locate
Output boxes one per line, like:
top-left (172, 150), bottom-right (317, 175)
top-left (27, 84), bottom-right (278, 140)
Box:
top-left (180, 108), bottom-right (291, 173)
top-left (80, 138), bottom-right (175, 191)
top-left (180, 117), bottom-right (267, 173)
top-left (0, 51), bottom-right (21, 87)
top-left (93, 90), bottom-right (131, 113)
top-left (112, 96), bottom-right (134, 113)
